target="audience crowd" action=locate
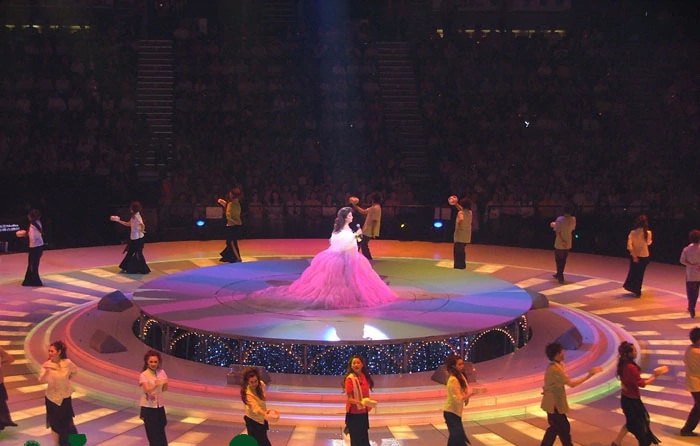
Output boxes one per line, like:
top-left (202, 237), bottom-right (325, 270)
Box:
top-left (0, 11), bottom-right (698, 261)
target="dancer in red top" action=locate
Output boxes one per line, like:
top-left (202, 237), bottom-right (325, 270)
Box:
top-left (343, 355), bottom-right (374, 446)
top-left (614, 341), bottom-right (664, 446)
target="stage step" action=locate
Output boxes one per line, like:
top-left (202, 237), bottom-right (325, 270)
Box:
top-left (25, 302), bottom-right (628, 427)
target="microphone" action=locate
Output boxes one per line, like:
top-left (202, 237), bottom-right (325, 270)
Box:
top-left (354, 224), bottom-right (363, 241)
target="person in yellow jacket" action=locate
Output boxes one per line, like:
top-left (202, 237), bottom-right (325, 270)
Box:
top-left (540, 342), bottom-right (601, 446)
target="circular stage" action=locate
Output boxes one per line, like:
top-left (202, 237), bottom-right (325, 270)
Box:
top-left (133, 258), bottom-right (533, 375)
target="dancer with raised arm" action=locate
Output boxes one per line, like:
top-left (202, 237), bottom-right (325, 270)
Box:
top-left (17, 208), bottom-right (45, 286)
top-left (112, 201), bottom-right (150, 274)
top-left (351, 192), bottom-right (382, 260)
top-left (448, 196), bottom-right (473, 270)
top-left (540, 342), bottom-right (601, 446)
top-left (218, 188), bottom-right (243, 263)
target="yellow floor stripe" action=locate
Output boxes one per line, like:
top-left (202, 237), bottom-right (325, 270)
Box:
top-left (656, 436), bottom-right (700, 446)
top-left (505, 420), bottom-right (547, 440)
top-left (387, 425), bottom-right (419, 440)
top-left (642, 348), bottom-right (682, 356)
top-left (162, 269), bottom-right (182, 274)
top-left (170, 432), bottom-right (211, 445)
top-left (190, 259), bottom-right (218, 267)
top-left (286, 425), bottom-right (319, 446)
top-left (32, 298), bottom-right (78, 306)
top-left (83, 268), bottom-right (136, 283)
top-left (43, 274), bottom-right (116, 293)
top-left (628, 331), bottom-right (662, 336)
top-left (0, 310), bottom-right (29, 317)
top-left (677, 323), bottom-right (700, 330)
top-left (17, 384), bottom-right (46, 393)
top-left (575, 278), bottom-right (610, 287)
top-left (644, 395), bottom-right (692, 412)
top-left (473, 432), bottom-right (518, 445)
top-left (647, 339), bottom-right (688, 345)
top-left (12, 426), bottom-right (45, 439)
top-left (33, 287), bottom-right (100, 301)
top-left (585, 289), bottom-right (624, 299)
top-left (590, 306), bottom-right (638, 315)
top-left (631, 312), bottom-right (687, 322)
top-left (541, 284), bottom-right (585, 295)
top-left (5, 349), bottom-right (24, 355)
top-left (0, 320), bottom-right (32, 327)
top-left (179, 417), bottom-right (206, 425)
top-left (12, 404), bottom-right (48, 421)
top-left (657, 359), bottom-right (684, 366)
top-left (473, 264), bottom-right (505, 273)
top-left (646, 385), bottom-right (689, 397)
top-left (73, 407), bottom-right (118, 424)
top-left (4, 375), bottom-right (28, 383)
top-left (516, 278), bottom-right (549, 288)
top-left (613, 407), bottom-right (684, 429)
top-left (82, 268), bottom-right (120, 277)
top-left (435, 260), bottom-right (453, 268)
top-left (505, 420), bottom-right (585, 446)
top-left (0, 330), bottom-right (29, 336)
top-left (100, 415), bottom-right (142, 434)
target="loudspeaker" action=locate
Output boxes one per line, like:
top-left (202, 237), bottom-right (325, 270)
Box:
top-left (556, 326), bottom-right (583, 350)
top-left (89, 329), bottom-right (127, 353)
top-left (527, 308), bottom-right (582, 349)
top-left (98, 291), bottom-right (133, 312)
top-left (529, 291), bottom-right (549, 310)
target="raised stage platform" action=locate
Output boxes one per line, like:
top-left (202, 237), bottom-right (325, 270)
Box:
top-left (133, 258), bottom-right (533, 374)
top-left (0, 240), bottom-right (692, 446)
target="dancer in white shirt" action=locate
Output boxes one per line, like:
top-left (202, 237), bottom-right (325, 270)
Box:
top-left (139, 350), bottom-right (169, 446)
top-left (38, 341), bottom-right (78, 446)
top-left (17, 208), bottom-right (45, 286)
top-left (113, 201), bottom-right (151, 274)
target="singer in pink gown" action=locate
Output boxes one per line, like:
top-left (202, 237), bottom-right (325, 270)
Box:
top-left (245, 207), bottom-right (397, 310)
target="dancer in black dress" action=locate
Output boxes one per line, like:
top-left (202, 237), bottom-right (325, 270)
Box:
top-left (113, 201), bottom-right (151, 274)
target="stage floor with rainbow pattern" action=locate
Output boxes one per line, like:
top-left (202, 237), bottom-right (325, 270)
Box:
top-left (134, 258), bottom-right (532, 342)
top-left (0, 239), bottom-right (695, 446)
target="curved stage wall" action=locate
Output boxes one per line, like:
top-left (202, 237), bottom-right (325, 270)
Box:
top-left (132, 258), bottom-right (533, 375)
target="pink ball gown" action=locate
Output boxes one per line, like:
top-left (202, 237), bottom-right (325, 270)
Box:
top-left (247, 226), bottom-right (397, 310)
